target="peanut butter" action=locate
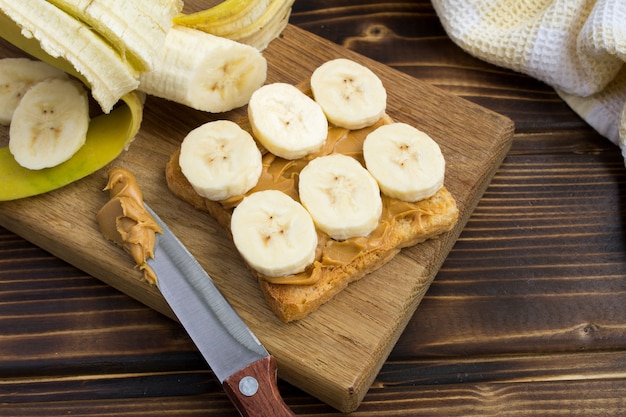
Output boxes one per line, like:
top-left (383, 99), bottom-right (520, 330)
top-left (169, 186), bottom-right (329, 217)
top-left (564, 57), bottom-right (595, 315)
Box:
top-left (221, 115), bottom-right (449, 285)
top-left (97, 168), bottom-right (162, 284)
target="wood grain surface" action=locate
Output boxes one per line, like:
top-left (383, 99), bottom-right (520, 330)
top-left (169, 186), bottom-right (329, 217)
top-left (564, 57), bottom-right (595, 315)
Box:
top-left (0, 15), bottom-right (513, 412)
top-left (2, 1), bottom-right (626, 416)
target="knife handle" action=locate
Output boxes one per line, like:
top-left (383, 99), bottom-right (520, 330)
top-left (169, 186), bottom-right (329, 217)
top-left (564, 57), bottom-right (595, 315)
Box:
top-left (222, 355), bottom-right (296, 417)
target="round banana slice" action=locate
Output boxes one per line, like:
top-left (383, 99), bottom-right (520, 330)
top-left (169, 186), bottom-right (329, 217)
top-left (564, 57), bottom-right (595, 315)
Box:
top-left (363, 122), bottom-right (445, 202)
top-left (179, 120), bottom-right (262, 201)
top-left (9, 78), bottom-right (89, 170)
top-left (310, 58), bottom-right (387, 130)
top-left (247, 82), bottom-right (328, 160)
top-left (231, 190), bottom-right (318, 277)
top-left (0, 57), bottom-right (68, 125)
top-left (298, 154), bottom-right (382, 241)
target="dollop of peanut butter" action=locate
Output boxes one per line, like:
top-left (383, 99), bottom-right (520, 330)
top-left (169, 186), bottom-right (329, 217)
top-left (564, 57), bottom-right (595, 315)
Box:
top-left (220, 115), bottom-right (452, 285)
top-left (97, 168), bottom-right (163, 284)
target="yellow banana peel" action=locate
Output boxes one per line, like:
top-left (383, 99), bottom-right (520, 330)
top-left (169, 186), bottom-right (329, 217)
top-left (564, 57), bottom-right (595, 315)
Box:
top-left (174, 0), bottom-right (270, 35)
top-left (226, 0), bottom-right (294, 50)
top-left (0, 93), bottom-right (142, 201)
top-left (175, 0), bottom-right (294, 50)
top-left (0, 11), bottom-right (144, 201)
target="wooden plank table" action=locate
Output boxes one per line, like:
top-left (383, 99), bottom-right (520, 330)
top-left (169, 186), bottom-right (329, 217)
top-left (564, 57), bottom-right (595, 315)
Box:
top-left (2, 1), bottom-right (626, 415)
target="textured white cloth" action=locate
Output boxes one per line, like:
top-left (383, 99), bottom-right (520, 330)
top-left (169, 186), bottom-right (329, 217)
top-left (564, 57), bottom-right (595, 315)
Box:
top-left (431, 0), bottom-right (626, 162)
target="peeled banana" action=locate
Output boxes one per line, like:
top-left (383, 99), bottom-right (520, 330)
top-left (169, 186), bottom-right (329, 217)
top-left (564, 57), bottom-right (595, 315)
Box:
top-left (0, 0), bottom-right (290, 113)
top-left (0, 0), bottom-right (278, 114)
top-left (46, 0), bottom-right (181, 72)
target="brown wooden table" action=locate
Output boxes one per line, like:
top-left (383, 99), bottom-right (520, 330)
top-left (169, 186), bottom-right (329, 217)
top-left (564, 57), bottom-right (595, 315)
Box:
top-left (2, 1), bottom-right (626, 415)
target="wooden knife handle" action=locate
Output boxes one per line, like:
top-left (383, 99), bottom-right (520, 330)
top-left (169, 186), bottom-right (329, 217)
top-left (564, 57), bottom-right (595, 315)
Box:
top-left (222, 355), bottom-right (296, 417)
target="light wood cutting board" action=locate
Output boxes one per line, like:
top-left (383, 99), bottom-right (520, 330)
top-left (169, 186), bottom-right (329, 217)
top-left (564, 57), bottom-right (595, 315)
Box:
top-left (0, 24), bottom-right (514, 412)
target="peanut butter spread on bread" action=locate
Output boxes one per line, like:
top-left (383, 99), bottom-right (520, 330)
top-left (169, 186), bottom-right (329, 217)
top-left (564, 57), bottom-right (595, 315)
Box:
top-left (166, 111), bottom-right (458, 321)
top-left (97, 168), bottom-right (162, 284)
top-left (167, 114), bottom-right (458, 287)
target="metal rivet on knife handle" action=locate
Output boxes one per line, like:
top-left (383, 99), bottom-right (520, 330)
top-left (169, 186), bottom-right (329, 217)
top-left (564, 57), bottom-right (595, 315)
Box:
top-left (223, 356), bottom-right (296, 417)
top-left (239, 376), bottom-right (260, 396)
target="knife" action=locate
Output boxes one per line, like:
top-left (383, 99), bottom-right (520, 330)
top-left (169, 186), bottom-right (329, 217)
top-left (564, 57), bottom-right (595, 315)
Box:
top-left (144, 204), bottom-right (296, 417)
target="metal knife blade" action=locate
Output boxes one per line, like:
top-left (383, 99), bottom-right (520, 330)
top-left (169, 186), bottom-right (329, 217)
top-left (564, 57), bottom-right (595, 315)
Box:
top-left (144, 204), bottom-right (295, 417)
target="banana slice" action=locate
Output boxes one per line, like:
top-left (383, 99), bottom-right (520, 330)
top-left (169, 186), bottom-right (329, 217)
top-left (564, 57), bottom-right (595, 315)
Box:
top-left (310, 58), bottom-right (387, 130)
top-left (0, 58), bottom-right (67, 126)
top-left (179, 120), bottom-right (263, 201)
top-left (0, 57), bottom-right (68, 125)
top-left (298, 154), bottom-right (382, 240)
top-left (363, 122), bottom-right (445, 202)
top-left (9, 77), bottom-right (89, 170)
top-left (231, 189), bottom-right (318, 277)
top-left (139, 25), bottom-right (267, 113)
top-left (247, 82), bottom-right (328, 159)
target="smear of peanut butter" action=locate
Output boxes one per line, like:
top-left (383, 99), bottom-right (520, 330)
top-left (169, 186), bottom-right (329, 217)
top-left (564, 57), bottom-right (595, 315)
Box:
top-left (97, 168), bottom-right (162, 284)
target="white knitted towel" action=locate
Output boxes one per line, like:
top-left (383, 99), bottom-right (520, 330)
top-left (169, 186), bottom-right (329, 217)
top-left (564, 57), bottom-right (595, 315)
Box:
top-left (431, 0), bottom-right (626, 162)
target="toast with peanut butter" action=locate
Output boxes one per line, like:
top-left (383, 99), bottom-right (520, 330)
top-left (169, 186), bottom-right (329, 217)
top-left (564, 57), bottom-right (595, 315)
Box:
top-left (165, 113), bottom-right (459, 322)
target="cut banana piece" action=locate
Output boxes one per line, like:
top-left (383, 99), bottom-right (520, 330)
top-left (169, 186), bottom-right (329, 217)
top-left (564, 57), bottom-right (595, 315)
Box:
top-left (298, 154), bottom-right (382, 240)
top-left (0, 0), bottom-right (139, 113)
top-left (310, 58), bottom-right (387, 130)
top-left (9, 78), bottom-right (89, 170)
top-left (248, 82), bottom-right (328, 159)
top-left (231, 190), bottom-right (318, 277)
top-left (363, 122), bottom-right (445, 202)
top-left (0, 57), bottom-right (68, 125)
top-left (179, 120), bottom-right (262, 201)
top-left (139, 25), bottom-right (267, 113)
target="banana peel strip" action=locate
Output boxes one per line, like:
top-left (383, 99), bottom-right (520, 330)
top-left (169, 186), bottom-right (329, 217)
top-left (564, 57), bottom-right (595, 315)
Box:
top-left (174, 0), bottom-right (294, 50)
top-left (0, 11), bottom-right (144, 201)
top-left (174, 0), bottom-right (269, 33)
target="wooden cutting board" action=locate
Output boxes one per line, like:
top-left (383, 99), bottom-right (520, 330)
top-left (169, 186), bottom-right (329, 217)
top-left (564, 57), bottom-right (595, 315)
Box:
top-left (0, 24), bottom-right (514, 412)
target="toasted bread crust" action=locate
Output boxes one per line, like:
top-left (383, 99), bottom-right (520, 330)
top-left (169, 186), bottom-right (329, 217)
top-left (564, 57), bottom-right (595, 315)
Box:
top-left (166, 144), bottom-right (458, 322)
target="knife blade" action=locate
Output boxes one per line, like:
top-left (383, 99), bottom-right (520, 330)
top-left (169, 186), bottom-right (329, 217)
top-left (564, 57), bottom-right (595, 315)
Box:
top-left (144, 204), bottom-right (295, 417)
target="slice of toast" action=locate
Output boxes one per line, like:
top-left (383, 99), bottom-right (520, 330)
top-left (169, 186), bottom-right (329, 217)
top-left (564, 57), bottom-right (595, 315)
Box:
top-left (165, 111), bottom-right (459, 322)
